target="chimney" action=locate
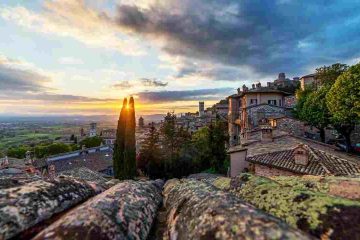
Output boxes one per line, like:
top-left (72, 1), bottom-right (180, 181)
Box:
top-left (256, 82), bottom-right (261, 88)
top-left (252, 84), bottom-right (255, 89)
top-left (261, 126), bottom-right (273, 142)
top-left (267, 82), bottom-right (271, 87)
top-left (242, 84), bottom-right (248, 92)
top-left (237, 88), bottom-right (241, 94)
top-left (294, 144), bottom-right (309, 166)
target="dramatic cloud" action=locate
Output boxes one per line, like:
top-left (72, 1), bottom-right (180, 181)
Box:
top-left (136, 88), bottom-right (233, 103)
top-left (140, 78), bottom-right (168, 87)
top-left (0, 55), bottom-right (51, 92)
top-left (0, 0), bottom-right (143, 55)
top-left (115, 0), bottom-right (360, 75)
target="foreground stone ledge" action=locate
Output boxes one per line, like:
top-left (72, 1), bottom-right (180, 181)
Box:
top-left (0, 177), bottom-right (100, 240)
top-left (222, 174), bottom-right (360, 240)
top-left (269, 175), bottom-right (360, 200)
top-left (163, 179), bottom-right (312, 240)
top-left (33, 179), bottom-right (164, 240)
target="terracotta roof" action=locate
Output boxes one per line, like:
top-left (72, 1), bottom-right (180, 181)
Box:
top-left (247, 145), bottom-right (360, 176)
top-left (49, 149), bottom-right (113, 173)
top-left (242, 87), bottom-right (292, 96)
top-left (300, 73), bottom-right (316, 79)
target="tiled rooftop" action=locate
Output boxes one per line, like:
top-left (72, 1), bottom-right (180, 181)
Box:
top-left (49, 148), bottom-right (113, 173)
top-left (247, 145), bottom-right (360, 176)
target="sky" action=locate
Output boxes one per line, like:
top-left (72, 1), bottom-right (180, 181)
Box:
top-left (0, 0), bottom-right (360, 116)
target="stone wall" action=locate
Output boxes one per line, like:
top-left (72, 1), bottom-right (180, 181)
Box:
top-left (275, 117), bottom-right (305, 136)
top-left (246, 104), bottom-right (289, 128)
top-left (254, 164), bottom-right (302, 177)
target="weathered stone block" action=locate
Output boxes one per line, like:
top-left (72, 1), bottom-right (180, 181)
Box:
top-left (163, 179), bottom-right (311, 240)
top-left (0, 177), bottom-right (99, 239)
top-left (227, 174), bottom-right (360, 239)
top-left (33, 180), bottom-right (164, 240)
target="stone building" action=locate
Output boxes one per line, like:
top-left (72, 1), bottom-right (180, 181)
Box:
top-left (228, 128), bottom-right (360, 177)
top-left (89, 122), bottom-right (97, 137)
top-left (138, 116), bottom-right (145, 128)
top-left (198, 101), bottom-right (205, 117)
top-left (228, 83), bottom-right (293, 146)
top-left (101, 129), bottom-right (116, 145)
top-left (268, 72), bottom-right (299, 88)
top-left (300, 73), bottom-right (317, 90)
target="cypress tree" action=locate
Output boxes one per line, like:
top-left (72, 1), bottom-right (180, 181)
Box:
top-left (113, 98), bottom-right (127, 179)
top-left (124, 96), bottom-right (137, 179)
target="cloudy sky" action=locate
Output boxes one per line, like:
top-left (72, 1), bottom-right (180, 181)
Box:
top-left (0, 0), bottom-right (359, 116)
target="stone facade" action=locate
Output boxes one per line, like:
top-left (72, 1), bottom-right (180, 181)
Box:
top-left (253, 164), bottom-right (302, 177)
top-left (245, 104), bottom-right (291, 128)
top-left (270, 117), bottom-right (305, 136)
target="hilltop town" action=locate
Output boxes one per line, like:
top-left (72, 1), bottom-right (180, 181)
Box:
top-left (1, 0), bottom-right (360, 239)
top-left (1, 66), bottom-right (360, 239)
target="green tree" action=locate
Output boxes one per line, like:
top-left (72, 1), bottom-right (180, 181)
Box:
top-left (300, 86), bottom-right (331, 142)
top-left (160, 112), bottom-right (178, 171)
top-left (208, 119), bottom-right (228, 173)
top-left (293, 87), bottom-right (312, 119)
top-left (316, 63), bottom-right (348, 87)
top-left (124, 96), bottom-right (137, 179)
top-left (34, 143), bottom-right (71, 158)
top-left (80, 136), bottom-right (103, 148)
top-left (7, 146), bottom-right (28, 159)
top-left (113, 98), bottom-right (127, 179)
top-left (295, 63), bottom-right (348, 142)
top-left (326, 63), bottom-right (360, 151)
top-left (191, 127), bottom-right (211, 171)
top-left (139, 123), bottom-right (163, 179)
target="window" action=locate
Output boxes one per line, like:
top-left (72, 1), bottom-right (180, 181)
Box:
top-left (268, 100), bottom-right (277, 105)
top-left (279, 100), bottom-right (282, 106)
top-left (250, 99), bottom-right (258, 105)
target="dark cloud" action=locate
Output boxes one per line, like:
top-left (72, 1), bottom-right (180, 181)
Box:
top-left (115, 0), bottom-right (360, 75)
top-left (136, 88), bottom-right (233, 103)
top-left (0, 62), bottom-right (50, 92)
top-left (0, 91), bottom-right (116, 103)
top-left (141, 78), bottom-right (168, 87)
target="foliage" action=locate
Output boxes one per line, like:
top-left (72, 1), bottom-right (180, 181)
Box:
top-left (113, 97), bottom-right (137, 180)
top-left (124, 97), bottom-right (137, 179)
top-left (138, 123), bottom-right (163, 179)
top-left (191, 127), bottom-right (212, 171)
top-left (293, 87), bottom-right (312, 118)
top-left (316, 63), bottom-right (348, 87)
top-left (140, 113), bottom-right (229, 179)
top-left (34, 143), bottom-right (71, 158)
top-left (208, 119), bottom-right (229, 173)
top-left (80, 136), bottom-right (103, 148)
top-left (294, 63), bottom-right (349, 143)
top-left (7, 146), bottom-right (29, 159)
top-left (326, 62), bottom-right (360, 149)
top-left (300, 86), bottom-right (331, 142)
top-left (113, 98), bottom-right (127, 179)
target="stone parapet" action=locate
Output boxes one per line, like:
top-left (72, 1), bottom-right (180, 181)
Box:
top-left (207, 174), bottom-right (360, 239)
top-left (33, 180), bottom-right (164, 240)
top-left (162, 179), bottom-right (311, 240)
top-left (0, 176), bottom-right (101, 239)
